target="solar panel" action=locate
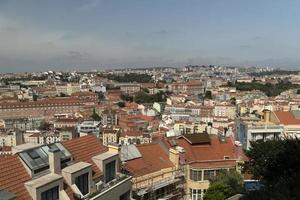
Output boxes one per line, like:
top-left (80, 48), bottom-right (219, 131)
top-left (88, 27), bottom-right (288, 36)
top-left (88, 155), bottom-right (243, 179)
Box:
top-left (120, 145), bottom-right (142, 162)
top-left (19, 142), bottom-right (72, 174)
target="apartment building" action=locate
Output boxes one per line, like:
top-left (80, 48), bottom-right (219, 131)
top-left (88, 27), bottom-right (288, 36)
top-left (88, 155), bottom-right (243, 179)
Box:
top-left (119, 130), bottom-right (152, 146)
top-left (165, 133), bottom-right (243, 200)
top-left (0, 130), bottom-right (23, 147)
top-left (119, 84), bottom-right (141, 94)
top-left (0, 135), bottom-right (132, 200)
top-left (4, 117), bottom-right (43, 131)
top-left (168, 80), bottom-right (204, 94)
top-left (173, 121), bottom-right (206, 135)
top-left (54, 118), bottom-right (82, 129)
top-left (102, 128), bottom-right (120, 146)
top-left (77, 121), bottom-right (101, 137)
top-left (56, 83), bottom-right (80, 96)
top-left (214, 104), bottom-right (236, 120)
top-left (123, 143), bottom-right (184, 200)
top-left (236, 111), bottom-right (284, 150)
top-left (23, 131), bottom-right (63, 145)
top-left (0, 98), bottom-right (85, 119)
top-left (271, 110), bottom-right (300, 138)
top-left (100, 109), bottom-right (118, 126)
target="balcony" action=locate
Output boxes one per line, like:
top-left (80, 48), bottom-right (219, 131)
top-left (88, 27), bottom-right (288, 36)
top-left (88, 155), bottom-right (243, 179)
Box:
top-left (75, 173), bottom-right (132, 200)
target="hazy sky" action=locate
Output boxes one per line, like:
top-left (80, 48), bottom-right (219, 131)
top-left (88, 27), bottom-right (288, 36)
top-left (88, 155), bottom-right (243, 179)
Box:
top-left (1, 0), bottom-right (300, 72)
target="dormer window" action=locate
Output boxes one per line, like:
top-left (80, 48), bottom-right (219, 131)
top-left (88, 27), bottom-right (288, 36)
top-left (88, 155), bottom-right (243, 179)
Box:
top-left (75, 173), bottom-right (89, 195)
top-left (105, 160), bottom-right (116, 183)
top-left (41, 186), bottom-right (59, 200)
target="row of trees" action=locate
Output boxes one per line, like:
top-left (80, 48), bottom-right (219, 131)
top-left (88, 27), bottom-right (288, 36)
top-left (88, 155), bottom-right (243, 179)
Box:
top-left (228, 81), bottom-right (300, 96)
top-left (101, 73), bottom-right (153, 83)
top-left (120, 91), bottom-right (167, 104)
top-left (249, 70), bottom-right (300, 77)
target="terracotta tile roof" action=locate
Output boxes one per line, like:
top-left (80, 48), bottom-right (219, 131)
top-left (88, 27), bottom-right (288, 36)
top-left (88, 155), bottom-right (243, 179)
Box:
top-left (274, 111), bottom-right (300, 125)
top-left (175, 135), bottom-right (237, 162)
top-left (63, 135), bottom-right (108, 179)
top-left (0, 155), bottom-right (31, 200)
top-left (125, 143), bottom-right (174, 177)
top-left (121, 130), bottom-right (143, 137)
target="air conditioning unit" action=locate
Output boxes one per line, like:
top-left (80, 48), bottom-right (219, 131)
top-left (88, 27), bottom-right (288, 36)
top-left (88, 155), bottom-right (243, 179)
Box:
top-left (96, 181), bottom-right (104, 191)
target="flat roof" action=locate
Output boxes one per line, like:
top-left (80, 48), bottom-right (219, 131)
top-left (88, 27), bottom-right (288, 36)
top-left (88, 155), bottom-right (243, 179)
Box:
top-left (25, 173), bottom-right (62, 189)
top-left (62, 161), bottom-right (91, 174)
top-left (183, 133), bottom-right (210, 145)
top-left (92, 151), bottom-right (118, 161)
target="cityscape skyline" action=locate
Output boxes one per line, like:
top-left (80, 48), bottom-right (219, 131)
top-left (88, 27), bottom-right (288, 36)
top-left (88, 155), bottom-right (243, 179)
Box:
top-left (1, 0), bottom-right (300, 72)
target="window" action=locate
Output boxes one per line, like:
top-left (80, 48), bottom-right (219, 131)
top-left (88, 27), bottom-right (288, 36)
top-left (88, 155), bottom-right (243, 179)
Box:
top-left (105, 160), bottom-right (116, 183)
top-left (120, 190), bottom-right (130, 200)
top-left (28, 150), bottom-right (40, 159)
top-left (204, 170), bottom-right (215, 180)
top-left (189, 188), bottom-right (201, 200)
top-left (190, 169), bottom-right (202, 181)
top-left (75, 173), bottom-right (89, 195)
top-left (224, 156), bottom-right (230, 160)
top-left (41, 186), bottom-right (59, 200)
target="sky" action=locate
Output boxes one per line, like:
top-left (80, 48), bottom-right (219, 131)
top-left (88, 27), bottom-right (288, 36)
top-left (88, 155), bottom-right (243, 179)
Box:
top-left (1, 0), bottom-right (300, 72)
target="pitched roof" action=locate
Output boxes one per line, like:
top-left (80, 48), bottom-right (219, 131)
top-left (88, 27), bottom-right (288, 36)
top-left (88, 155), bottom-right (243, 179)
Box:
top-left (274, 111), bottom-right (300, 125)
top-left (125, 143), bottom-right (174, 177)
top-left (0, 155), bottom-right (31, 200)
top-left (121, 130), bottom-right (143, 137)
top-left (175, 135), bottom-right (237, 162)
top-left (63, 135), bottom-right (107, 179)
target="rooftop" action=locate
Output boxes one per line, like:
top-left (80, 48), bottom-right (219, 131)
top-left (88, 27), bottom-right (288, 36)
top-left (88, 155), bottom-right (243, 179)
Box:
top-left (274, 111), bottom-right (300, 125)
top-left (182, 133), bottom-right (210, 145)
top-left (63, 135), bottom-right (107, 179)
top-left (0, 155), bottom-right (31, 200)
top-left (171, 135), bottom-right (238, 163)
top-left (125, 143), bottom-right (174, 177)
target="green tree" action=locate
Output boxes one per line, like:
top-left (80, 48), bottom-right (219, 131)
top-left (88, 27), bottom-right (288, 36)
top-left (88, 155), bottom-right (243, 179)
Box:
top-left (91, 108), bottom-right (101, 121)
top-left (230, 97), bottom-right (236, 105)
top-left (243, 139), bottom-right (300, 200)
top-left (204, 90), bottom-right (212, 99)
top-left (39, 121), bottom-right (51, 130)
top-left (96, 92), bottom-right (105, 101)
top-left (204, 170), bottom-right (243, 200)
top-left (204, 182), bottom-right (231, 200)
top-left (33, 93), bottom-right (38, 101)
top-left (120, 94), bottom-right (133, 102)
top-left (101, 73), bottom-right (153, 83)
top-left (117, 101), bottom-right (125, 107)
top-left (60, 92), bottom-right (67, 97)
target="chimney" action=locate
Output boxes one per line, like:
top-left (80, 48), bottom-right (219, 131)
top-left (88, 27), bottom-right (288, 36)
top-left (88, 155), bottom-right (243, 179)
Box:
top-left (48, 148), bottom-right (60, 174)
top-left (264, 110), bottom-right (270, 123)
top-left (108, 143), bottom-right (120, 154)
top-left (169, 148), bottom-right (179, 167)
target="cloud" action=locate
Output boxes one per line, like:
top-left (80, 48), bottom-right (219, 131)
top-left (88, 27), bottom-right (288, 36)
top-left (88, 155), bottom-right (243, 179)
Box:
top-left (78, 0), bottom-right (102, 11)
top-left (239, 45), bottom-right (251, 49)
top-left (152, 30), bottom-right (169, 35)
top-left (252, 36), bottom-right (263, 40)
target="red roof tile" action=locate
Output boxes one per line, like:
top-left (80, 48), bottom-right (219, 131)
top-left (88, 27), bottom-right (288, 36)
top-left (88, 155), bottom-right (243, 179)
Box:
top-left (125, 143), bottom-right (174, 177)
top-left (175, 135), bottom-right (237, 162)
top-left (0, 155), bottom-right (31, 200)
top-left (274, 111), bottom-right (300, 125)
top-left (63, 135), bottom-right (108, 179)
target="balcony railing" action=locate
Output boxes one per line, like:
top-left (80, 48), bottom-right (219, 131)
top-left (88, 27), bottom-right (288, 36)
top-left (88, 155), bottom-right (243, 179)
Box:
top-left (88, 173), bottom-right (131, 199)
top-left (73, 173), bottom-right (131, 200)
